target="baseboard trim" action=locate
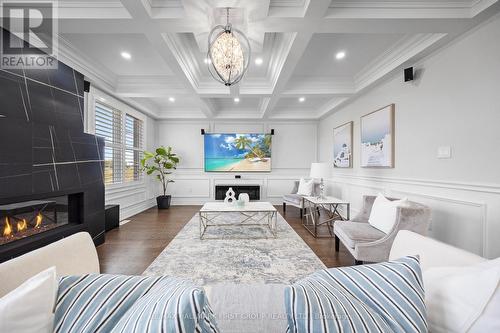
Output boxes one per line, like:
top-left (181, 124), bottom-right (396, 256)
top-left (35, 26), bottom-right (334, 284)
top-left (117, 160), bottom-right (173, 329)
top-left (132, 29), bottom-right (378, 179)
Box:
top-left (118, 198), bottom-right (157, 220)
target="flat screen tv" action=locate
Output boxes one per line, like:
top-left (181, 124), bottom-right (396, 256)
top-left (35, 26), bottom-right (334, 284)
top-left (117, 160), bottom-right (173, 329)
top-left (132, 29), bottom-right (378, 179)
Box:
top-left (204, 133), bottom-right (272, 172)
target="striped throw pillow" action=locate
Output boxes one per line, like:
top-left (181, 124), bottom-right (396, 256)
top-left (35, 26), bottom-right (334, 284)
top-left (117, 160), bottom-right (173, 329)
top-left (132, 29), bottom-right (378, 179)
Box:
top-left (284, 256), bottom-right (427, 333)
top-left (54, 274), bottom-right (219, 333)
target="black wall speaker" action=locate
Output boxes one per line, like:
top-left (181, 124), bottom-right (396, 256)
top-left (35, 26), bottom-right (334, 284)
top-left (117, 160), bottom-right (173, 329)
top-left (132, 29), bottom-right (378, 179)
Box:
top-left (270, 129), bottom-right (275, 135)
top-left (83, 80), bottom-right (90, 92)
top-left (201, 129), bottom-right (205, 135)
top-left (235, 175), bottom-right (241, 179)
top-left (404, 67), bottom-right (414, 82)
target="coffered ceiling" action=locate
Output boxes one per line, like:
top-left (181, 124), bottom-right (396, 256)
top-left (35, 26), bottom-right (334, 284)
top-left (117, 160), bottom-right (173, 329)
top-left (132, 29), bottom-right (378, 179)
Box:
top-left (49, 0), bottom-right (500, 120)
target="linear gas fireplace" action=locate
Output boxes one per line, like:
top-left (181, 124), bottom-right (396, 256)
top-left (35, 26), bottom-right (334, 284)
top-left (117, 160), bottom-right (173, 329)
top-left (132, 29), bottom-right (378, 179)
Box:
top-left (215, 185), bottom-right (261, 201)
top-left (0, 194), bottom-right (82, 246)
top-left (0, 27), bottom-right (105, 263)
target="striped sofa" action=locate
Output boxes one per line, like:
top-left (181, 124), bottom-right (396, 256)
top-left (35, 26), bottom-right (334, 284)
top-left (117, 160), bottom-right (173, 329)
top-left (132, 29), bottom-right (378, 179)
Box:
top-left (54, 274), bottom-right (219, 333)
top-left (0, 231), bottom-right (487, 333)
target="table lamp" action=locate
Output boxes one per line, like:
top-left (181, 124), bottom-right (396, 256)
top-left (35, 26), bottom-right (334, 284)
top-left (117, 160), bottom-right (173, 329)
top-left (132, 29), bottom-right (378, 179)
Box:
top-left (310, 162), bottom-right (331, 199)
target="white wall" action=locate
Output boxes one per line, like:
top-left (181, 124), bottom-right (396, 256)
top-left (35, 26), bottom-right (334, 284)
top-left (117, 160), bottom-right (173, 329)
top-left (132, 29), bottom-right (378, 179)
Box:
top-left (318, 15), bottom-right (500, 258)
top-left (157, 120), bottom-right (318, 205)
top-left (86, 88), bottom-right (159, 220)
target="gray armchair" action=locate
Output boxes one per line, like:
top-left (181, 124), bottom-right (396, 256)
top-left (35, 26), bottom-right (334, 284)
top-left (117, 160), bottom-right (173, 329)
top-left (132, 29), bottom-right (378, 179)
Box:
top-left (334, 195), bottom-right (431, 264)
top-left (282, 180), bottom-right (320, 218)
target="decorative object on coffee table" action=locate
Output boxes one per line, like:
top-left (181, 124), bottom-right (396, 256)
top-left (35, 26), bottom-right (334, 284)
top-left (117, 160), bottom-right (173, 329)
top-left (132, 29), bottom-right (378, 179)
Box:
top-left (141, 146), bottom-right (180, 209)
top-left (309, 162), bottom-right (331, 199)
top-left (224, 187), bottom-right (237, 206)
top-left (238, 193), bottom-right (250, 204)
top-left (199, 202), bottom-right (277, 239)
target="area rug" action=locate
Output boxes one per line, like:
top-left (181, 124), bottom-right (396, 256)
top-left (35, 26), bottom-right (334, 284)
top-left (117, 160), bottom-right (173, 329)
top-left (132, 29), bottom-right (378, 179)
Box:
top-left (142, 212), bottom-right (326, 285)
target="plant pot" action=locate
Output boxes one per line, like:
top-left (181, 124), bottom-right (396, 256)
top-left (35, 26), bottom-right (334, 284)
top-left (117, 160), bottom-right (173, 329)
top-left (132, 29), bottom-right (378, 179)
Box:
top-left (156, 195), bottom-right (171, 209)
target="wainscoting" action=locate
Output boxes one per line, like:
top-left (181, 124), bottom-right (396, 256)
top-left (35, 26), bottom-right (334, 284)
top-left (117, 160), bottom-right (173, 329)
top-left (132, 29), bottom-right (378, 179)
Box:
top-left (105, 180), bottom-right (158, 220)
top-left (325, 174), bottom-right (500, 259)
top-left (168, 172), bottom-right (306, 206)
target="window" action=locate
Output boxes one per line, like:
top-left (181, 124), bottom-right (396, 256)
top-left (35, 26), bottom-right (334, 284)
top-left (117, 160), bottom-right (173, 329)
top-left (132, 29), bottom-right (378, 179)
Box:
top-left (124, 114), bottom-right (143, 182)
top-left (95, 102), bottom-right (143, 185)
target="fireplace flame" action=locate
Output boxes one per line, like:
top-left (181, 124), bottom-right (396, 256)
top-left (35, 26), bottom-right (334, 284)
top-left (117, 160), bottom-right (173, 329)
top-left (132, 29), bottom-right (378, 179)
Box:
top-left (17, 219), bottom-right (28, 232)
top-left (35, 213), bottom-right (43, 228)
top-left (3, 218), bottom-right (12, 237)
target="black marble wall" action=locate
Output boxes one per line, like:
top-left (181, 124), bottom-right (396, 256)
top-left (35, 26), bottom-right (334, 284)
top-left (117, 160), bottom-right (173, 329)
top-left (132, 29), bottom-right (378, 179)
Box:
top-left (0, 28), bottom-right (105, 261)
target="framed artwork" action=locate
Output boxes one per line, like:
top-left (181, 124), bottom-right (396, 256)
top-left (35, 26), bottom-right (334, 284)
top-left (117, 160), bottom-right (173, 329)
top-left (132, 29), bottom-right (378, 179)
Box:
top-left (333, 121), bottom-right (353, 168)
top-left (360, 104), bottom-right (395, 168)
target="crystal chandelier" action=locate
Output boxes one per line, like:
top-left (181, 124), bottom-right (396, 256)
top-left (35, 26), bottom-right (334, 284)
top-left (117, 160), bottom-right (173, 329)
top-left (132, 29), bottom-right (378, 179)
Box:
top-left (207, 8), bottom-right (251, 86)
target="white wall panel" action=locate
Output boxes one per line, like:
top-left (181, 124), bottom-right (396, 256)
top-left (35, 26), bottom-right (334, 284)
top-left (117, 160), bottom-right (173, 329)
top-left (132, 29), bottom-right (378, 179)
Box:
top-left (267, 178), bottom-right (298, 198)
top-left (318, 17), bottom-right (500, 257)
top-left (269, 122), bottom-right (317, 169)
top-left (157, 121), bottom-right (210, 169)
top-left (169, 179), bottom-right (210, 198)
top-left (156, 120), bottom-right (316, 205)
top-left (213, 122), bottom-right (265, 133)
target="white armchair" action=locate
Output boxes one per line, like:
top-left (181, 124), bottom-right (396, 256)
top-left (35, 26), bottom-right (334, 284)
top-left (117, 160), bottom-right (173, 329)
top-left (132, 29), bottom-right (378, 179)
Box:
top-left (282, 180), bottom-right (320, 218)
top-left (334, 195), bottom-right (431, 265)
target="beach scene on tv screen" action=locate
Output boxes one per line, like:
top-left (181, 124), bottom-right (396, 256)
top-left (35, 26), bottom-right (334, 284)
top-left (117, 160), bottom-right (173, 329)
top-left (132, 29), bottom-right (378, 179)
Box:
top-left (204, 133), bottom-right (272, 172)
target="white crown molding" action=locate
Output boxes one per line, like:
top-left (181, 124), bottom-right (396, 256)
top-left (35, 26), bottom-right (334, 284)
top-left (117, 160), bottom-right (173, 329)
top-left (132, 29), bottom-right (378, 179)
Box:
top-left (115, 76), bottom-right (187, 97)
top-left (326, 1), bottom-right (498, 19)
top-left (155, 109), bottom-right (206, 119)
top-left (471, 0), bottom-right (499, 16)
top-left (315, 97), bottom-right (349, 118)
top-left (56, 35), bottom-right (116, 92)
top-left (58, 1), bottom-right (131, 19)
top-left (330, 2), bottom-right (472, 9)
top-left (267, 32), bottom-right (297, 90)
top-left (162, 33), bottom-right (203, 91)
top-left (209, 112), bottom-right (265, 119)
top-left (283, 77), bottom-right (355, 95)
top-left (354, 33), bottom-right (447, 91)
top-left (46, 0), bottom-right (500, 121)
top-left (270, 0), bottom-right (306, 7)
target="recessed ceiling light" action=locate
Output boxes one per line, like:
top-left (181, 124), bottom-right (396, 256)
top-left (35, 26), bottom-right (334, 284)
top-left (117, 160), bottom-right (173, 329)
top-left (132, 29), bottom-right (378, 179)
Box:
top-left (298, 97), bottom-right (306, 102)
top-left (204, 57), bottom-right (211, 64)
top-left (234, 97), bottom-right (240, 103)
top-left (121, 51), bottom-right (132, 60)
top-left (255, 57), bottom-right (263, 65)
top-left (169, 97), bottom-right (175, 102)
top-left (335, 51), bottom-right (346, 60)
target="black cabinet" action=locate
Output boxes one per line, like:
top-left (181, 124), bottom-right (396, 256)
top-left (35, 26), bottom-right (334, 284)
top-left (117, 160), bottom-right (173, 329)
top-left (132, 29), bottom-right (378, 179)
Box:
top-left (105, 204), bottom-right (120, 232)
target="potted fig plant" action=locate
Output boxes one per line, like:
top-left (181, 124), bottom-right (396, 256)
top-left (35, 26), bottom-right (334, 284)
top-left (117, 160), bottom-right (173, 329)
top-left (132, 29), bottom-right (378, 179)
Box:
top-left (141, 146), bottom-right (180, 209)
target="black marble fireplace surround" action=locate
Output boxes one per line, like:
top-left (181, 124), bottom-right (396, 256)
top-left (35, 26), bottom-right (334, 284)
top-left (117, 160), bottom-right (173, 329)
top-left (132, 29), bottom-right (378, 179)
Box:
top-left (0, 28), bottom-right (105, 262)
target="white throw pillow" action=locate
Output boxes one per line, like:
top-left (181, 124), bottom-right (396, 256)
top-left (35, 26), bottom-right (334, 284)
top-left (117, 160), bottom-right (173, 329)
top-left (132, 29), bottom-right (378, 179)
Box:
top-left (0, 267), bottom-right (58, 333)
top-left (368, 193), bottom-right (408, 234)
top-left (297, 178), bottom-right (314, 196)
top-left (423, 258), bottom-right (500, 333)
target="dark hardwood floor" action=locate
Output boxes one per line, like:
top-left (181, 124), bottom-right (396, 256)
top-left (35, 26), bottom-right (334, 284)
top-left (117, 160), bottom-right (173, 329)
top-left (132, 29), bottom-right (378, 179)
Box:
top-left (97, 205), bottom-right (353, 275)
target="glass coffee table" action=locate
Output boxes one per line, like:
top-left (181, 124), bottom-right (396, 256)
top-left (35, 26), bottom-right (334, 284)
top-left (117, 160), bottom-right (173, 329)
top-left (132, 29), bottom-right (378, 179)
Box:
top-left (302, 196), bottom-right (350, 238)
top-left (199, 202), bottom-right (278, 239)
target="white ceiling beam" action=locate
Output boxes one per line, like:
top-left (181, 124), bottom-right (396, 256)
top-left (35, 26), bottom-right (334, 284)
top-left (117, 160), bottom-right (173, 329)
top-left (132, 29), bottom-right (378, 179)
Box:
top-left (260, 0), bottom-right (332, 118)
top-left (58, 15), bottom-right (494, 35)
top-left (50, 0), bottom-right (500, 121)
top-left (354, 33), bottom-right (447, 91)
top-left (117, 0), bottom-right (215, 118)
